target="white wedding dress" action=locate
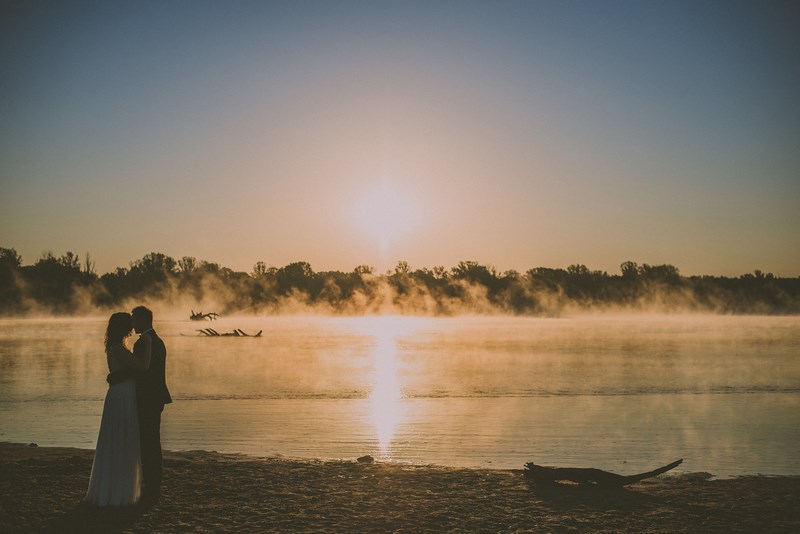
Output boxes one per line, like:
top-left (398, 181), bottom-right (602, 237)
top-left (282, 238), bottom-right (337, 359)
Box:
top-left (85, 344), bottom-right (142, 506)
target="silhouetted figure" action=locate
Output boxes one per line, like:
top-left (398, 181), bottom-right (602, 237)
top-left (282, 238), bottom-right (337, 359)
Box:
top-left (132, 306), bottom-right (172, 505)
top-left (87, 312), bottom-right (149, 506)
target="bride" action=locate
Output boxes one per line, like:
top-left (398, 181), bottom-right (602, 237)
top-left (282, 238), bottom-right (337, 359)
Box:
top-left (85, 312), bottom-right (152, 506)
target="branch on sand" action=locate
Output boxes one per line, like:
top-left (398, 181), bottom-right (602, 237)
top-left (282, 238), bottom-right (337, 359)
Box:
top-left (523, 459), bottom-right (683, 487)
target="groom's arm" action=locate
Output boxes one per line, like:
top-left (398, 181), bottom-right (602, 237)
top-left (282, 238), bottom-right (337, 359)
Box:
top-left (132, 333), bottom-right (153, 371)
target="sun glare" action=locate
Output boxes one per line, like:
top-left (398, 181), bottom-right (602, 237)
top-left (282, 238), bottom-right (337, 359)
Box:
top-left (351, 182), bottom-right (421, 252)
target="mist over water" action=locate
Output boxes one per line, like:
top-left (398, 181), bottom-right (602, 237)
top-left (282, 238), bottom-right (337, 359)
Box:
top-left (1, 314), bottom-right (798, 477)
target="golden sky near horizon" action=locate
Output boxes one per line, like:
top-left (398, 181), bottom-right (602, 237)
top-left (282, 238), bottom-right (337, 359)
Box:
top-left (1, 2), bottom-right (798, 277)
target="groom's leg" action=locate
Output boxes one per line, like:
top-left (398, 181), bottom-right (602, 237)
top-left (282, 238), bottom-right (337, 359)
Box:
top-left (138, 402), bottom-right (153, 496)
top-left (139, 403), bottom-right (164, 501)
top-left (148, 405), bottom-right (163, 494)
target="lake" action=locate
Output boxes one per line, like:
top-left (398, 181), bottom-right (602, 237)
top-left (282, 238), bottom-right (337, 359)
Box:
top-left (1, 315), bottom-right (798, 478)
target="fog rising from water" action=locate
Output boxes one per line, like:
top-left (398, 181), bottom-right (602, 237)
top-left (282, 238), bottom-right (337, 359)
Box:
top-left (2, 250), bottom-right (797, 319)
top-left (5, 314), bottom-right (797, 400)
top-left (167, 260), bottom-right (796, 319)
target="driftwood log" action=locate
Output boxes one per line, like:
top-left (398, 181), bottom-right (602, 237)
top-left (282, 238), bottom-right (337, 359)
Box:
top-left (195, 328), bottom-right (262, 337)
top-left (523, 459), bottom-right (683, 487)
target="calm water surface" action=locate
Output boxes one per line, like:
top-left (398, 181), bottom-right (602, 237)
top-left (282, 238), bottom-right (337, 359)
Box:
top-left (1, 315), bottom-right (798, 477)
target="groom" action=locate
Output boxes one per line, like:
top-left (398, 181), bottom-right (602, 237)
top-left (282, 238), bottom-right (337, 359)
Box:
top-left (132, 306), bottom-right (172, 505)
top-left (109, 306), bottom-right (172, 505)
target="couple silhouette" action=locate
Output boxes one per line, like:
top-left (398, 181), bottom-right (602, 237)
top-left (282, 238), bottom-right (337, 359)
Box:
top-left (85, 306), bottom-right (172, 507)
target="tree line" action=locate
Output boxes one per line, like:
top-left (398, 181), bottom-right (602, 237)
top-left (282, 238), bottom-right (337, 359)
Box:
top-left (1, 247), bottom-right (798, 316)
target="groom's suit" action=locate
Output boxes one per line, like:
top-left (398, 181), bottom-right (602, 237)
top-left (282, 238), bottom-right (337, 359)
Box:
top-left (134, 329), bottom-right (172, 502)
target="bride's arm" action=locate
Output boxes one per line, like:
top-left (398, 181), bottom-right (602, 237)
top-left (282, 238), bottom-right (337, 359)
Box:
top-left (113, 337), bottom-right (151, 371)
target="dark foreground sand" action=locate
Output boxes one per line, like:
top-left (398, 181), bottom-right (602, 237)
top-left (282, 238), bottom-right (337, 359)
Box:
top-left (1, 443), bottom-right (798, 533)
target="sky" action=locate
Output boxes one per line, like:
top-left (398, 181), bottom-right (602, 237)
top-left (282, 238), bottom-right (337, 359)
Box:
top-left (1, 0), bottom-right (798, 277)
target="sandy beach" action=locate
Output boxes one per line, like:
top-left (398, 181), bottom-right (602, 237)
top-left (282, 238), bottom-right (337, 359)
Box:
top-left (1, 443), bottom-right (798, 533)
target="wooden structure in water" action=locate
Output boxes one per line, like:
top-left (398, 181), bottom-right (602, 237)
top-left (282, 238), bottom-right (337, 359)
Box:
top-left (192, 328), bottom-right (262, 337)
top-left (190, 310), bottom-right (219, 321)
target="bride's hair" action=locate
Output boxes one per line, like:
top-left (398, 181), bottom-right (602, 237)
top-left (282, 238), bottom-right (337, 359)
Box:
top-left (105, 312), bottom-right (133, 354)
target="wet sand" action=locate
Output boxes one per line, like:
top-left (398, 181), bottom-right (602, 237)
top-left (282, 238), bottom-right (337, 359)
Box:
top-left (1, 442), bottom-right (798, 533)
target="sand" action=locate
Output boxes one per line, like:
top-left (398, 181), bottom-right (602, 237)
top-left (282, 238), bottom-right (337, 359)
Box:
top-left (1, 442), bottom-right (798, 533)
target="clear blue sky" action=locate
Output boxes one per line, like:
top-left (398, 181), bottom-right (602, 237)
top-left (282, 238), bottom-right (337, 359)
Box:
top-left (2, 0), bottom-right (798, 276)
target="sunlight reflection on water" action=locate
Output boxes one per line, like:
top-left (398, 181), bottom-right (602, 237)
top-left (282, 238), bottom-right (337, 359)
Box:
top-left (359, 317), bottom-right (426, 457)
top-left (368, 322), bottom-right (403, 455)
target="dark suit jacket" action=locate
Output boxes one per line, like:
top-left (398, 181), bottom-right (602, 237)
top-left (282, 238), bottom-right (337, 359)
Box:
top-left (134, 330), bottom-right (173, 406)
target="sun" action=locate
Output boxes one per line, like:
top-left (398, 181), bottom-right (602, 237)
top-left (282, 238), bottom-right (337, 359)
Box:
top-left (351, 182), bottom-right (421, 251)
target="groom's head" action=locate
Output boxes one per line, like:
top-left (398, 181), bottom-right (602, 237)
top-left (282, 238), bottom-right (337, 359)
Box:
top-left (132, 306), bottom-right (153, 334)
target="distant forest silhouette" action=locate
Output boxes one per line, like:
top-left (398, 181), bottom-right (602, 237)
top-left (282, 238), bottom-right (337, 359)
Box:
top-left (1, 247), bottom-right (798, 316)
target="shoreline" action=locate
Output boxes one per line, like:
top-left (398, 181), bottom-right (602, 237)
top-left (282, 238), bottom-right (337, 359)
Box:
top-left (2, 443), bottom-right (798, 533)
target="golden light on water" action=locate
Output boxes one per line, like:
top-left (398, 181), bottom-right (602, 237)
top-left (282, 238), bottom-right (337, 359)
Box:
top-left (369, 328), bottom-right (403, 454)
top-left (361, 317), bottom-right (427, 457)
